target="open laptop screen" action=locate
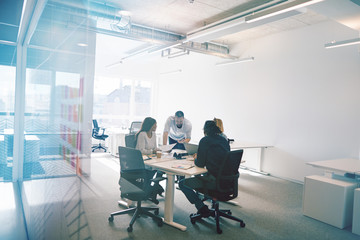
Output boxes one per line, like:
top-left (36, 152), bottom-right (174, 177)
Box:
top-left (184, 143), bottom-right (198, 155)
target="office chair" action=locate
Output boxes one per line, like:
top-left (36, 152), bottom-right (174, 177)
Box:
top-left (125, 134), bottom-right (137, 148)
top-left (91, 120), bottom-right (109, 152)
top-left (108, 146), bottom-right (163, 232)
top-left (129, 121), bottom-right (142, 134)
top-left (188, 149), bottom-right (245, 234)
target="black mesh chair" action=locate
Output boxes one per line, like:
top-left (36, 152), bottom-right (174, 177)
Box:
top-left (125, 134), bottom-right (137, 148)
top-left (188, 149), bottom-right (245, 234)
top-left (108, 146), bottom-right (163, 232)
top-left (91, 119), bottom-right (108, 152)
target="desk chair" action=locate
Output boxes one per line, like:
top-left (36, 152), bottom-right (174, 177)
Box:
top-left (188, 149), bottom-right (245, 234)
top-left (125, 134), bottom-right (136, 148)
top-left (108, 146), bottom-right (163, 232)
top-left (129, 121), bottom-right (142, 134)
top-left (91, 119), bottom-right (108, 152)
top-left (124, 133), bottom-right (165, 197)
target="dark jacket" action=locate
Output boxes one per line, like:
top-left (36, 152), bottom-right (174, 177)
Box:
top-left (195, 134), bottom-right (230, 177)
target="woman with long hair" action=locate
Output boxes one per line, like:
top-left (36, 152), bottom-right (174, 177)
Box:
top-left (213, 117), bottom-right (227, 140)
top-left (135, 117), bottom-right (165, 196)
top-left (135, 117), bottom-right (158, 155)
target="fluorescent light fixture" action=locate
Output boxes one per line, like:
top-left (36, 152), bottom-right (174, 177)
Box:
top-left (186, 18), bottom-right (245, 42)
top-left (106, 60), bottom-right (123, 69)
top-left (77, 43), bottom-right (88, 47)
top-left (245, 0), bottom-right (324, 23)
top-left (160, 69), bottom-right (182, 75)
top-left (118, 10), bottom-right (131, 16)
top-left (0, 40), bottom-right (16, 46)
top-left (324, 38), bottom-right (360, 49)
top-left (216, 57), bottom-right (254, 66)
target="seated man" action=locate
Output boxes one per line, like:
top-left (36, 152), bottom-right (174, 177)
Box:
top-left (178, 120), bottom-right (230, 216)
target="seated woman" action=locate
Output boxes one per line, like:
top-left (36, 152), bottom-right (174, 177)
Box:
top-left (179, 120), bottom-right (230, 216)
top-left (213, 117), bottom-right (227, 140)
top-left (135, 117), bottom-right (164, 196)
top-left (135, 117), bottom-right (158, 155)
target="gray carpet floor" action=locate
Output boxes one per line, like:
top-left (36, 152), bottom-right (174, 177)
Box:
top-left (81, 153), bottom-right (359, 240)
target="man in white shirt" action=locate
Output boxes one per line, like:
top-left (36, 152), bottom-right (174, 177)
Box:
top-left (163, 111), bottom-right (192, 150)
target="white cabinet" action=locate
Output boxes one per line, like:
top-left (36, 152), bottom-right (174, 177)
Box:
top-left (353, 188), bottom-right (360, 235)
top-left (303, 175), bottom-right (357, 229)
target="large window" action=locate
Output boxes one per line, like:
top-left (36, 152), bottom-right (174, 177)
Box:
top-left (93, 76), bottom-right (153, 131)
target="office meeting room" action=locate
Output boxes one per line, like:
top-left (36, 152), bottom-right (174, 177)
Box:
top-left (1, 0), bottom-right (360, 240)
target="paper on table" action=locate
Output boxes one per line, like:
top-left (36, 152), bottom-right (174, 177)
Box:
top-left (171, 163), bottom-right (194, 170)
top-left (158, 143), bottom-right (176, 152)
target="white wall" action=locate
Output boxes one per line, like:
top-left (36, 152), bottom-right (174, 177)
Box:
top-left (155, 20), bottom-right (360, 182)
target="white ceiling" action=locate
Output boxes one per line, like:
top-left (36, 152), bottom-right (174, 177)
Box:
top-left (107, 0), bottom-right (360, 46)
top-left (112, 0), bottom-right (328, 45)
top-left (92, 0), bottom-right (360, 76)
top-left (2, 0), bottom-right (360, 68)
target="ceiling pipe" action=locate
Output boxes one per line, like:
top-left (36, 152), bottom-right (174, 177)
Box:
top-left (46, 0), bottom-right (239, 61)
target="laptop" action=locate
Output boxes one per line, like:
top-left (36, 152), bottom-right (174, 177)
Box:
top-left (184, 143), bottom-right (199, 155)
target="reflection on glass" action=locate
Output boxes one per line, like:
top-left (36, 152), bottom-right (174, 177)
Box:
top-left (22, 68), bottom-right (84, 180)
top-left (0, 65), bottom-right (15, 182)
top-left (20, 0), bottom-right (96, 238)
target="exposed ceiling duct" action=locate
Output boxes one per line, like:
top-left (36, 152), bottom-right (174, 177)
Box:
top-left (45, 0), bottom-right (236, 60)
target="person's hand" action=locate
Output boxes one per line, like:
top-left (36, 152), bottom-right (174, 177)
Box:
top-left (192, 153), bottom-right (197, 159)
top-left (178, 139), bottom-right (185, 143)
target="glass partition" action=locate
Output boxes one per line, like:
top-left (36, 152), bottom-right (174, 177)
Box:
top-left (0, 65), bottom-right (15, 182)
top-left (20, 0), bottom-right (96, 239)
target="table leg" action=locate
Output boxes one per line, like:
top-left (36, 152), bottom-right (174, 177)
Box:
top-left (239, 147), bottom-right (269, 175)
top-left (256, 147), bottom-right (269, 175)
top-left (163, 173), bottom-right (187, 231)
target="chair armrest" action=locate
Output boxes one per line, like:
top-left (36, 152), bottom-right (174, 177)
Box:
top-left (151, 176), bottom-right (167, 183)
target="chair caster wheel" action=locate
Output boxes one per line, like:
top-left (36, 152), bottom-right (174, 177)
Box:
top-left (158, 219), bottom-right (163, 227)
top-left (127, 226), bottom-right (133, 232)
top-left (108, 216), bottom-right (113, 222)
top-left (190, 219), bottom-right (196, 224)
top-left (240, 222), bottom-right (246, 228)
top-left (228, 211), bottom-right (232, 215)
top-left (154, 209), bottom-right (159, 215)
top-left (217, 229), bottom-right (223, 234)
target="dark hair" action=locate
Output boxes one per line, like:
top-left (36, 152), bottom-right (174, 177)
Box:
top-left (136, 117), bottom-right (156, 138)
top-left (175, 111), bottom-right (184, 118)
top-left (203, 120), bottom-right (221, 136)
